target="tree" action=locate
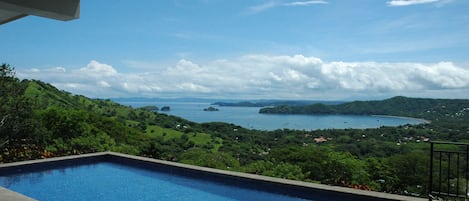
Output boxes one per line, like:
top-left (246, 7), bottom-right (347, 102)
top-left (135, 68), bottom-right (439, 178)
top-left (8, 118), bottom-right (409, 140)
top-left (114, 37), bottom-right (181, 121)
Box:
top-left (245, 160), bottom-right (309, 180)
top-left (179, 148), bottom-right (240, 170)
top-left (365, 157), bottom-right (398, 192)
top-left (385, 151), bottom-right (429, 196)
top-left (0, 64), bottom-right (18, 133)
top-left (0, 63), bottom-right (16, 79)
top-left (322, 151), bottom-right (370, 186)
top-left (0, 64), bottom-right (36, 146)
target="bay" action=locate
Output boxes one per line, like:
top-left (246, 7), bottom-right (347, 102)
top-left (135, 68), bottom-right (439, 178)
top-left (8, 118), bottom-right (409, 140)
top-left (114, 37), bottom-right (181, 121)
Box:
top-left (118, 101), bottom-right (426, 131)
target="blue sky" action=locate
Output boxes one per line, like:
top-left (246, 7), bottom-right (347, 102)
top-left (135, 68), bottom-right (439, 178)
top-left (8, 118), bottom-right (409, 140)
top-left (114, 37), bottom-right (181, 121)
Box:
top-left (1, 0), bottom-right (469, 100)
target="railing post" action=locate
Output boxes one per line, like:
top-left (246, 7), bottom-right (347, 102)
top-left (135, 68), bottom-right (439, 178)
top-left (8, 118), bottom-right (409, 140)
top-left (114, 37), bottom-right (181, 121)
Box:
top-left (466, 144), bottom-right (468, 199)
top-left (439, 151), bottom-right (442, 197)
top-left (429, 142), bottom-right (434, 201)
top-left (447, 153), bottom-right (451, 197)
top-left (428, 141), bottom-right (469, 200)
top-left (457, 152), bottom-right (460, 197)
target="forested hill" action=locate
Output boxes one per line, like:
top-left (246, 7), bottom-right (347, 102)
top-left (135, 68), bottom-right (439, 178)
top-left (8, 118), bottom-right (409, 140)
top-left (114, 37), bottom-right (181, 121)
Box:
top-left (1, 72), bottom-right (208, 162)
top-left (259, 96), bottom-right (469, 121)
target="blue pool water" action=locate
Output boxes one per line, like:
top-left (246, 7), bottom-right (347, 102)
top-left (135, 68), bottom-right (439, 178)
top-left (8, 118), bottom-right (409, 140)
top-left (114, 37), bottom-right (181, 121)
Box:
top-left (0, 162), bottom-right (309, 201)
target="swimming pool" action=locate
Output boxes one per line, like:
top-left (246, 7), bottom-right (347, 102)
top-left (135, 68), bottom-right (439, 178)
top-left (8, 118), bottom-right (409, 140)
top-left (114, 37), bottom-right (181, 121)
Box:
top-left (1, 161), bottom-right (309, 201)
top-left (0, 152), bottom-right (425, 201)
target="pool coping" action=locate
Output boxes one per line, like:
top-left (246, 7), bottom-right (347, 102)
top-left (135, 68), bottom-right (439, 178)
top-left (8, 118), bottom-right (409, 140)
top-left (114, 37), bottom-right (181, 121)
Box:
top-left (0, 151), bottom-right (427, 201)
top-left (0, 186), bottom-right (37, 201)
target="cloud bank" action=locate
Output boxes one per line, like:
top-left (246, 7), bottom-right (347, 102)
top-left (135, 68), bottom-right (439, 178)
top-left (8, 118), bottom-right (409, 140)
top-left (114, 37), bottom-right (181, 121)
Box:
top-left (18, 55), bottom-right (469, 100)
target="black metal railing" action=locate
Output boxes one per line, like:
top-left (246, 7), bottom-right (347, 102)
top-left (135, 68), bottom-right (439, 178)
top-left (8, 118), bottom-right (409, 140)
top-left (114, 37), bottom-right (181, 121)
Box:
top-left (429, 141), bottom-right (469, 201)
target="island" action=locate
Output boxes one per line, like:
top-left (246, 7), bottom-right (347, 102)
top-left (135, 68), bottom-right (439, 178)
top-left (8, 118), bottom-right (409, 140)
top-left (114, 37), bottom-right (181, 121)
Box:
top-left (139, 106), bottom-right (158, 111)
top-left (160, 106), bottom-right (171, 111)
top-left (203, 106), bottom-right (219, 111)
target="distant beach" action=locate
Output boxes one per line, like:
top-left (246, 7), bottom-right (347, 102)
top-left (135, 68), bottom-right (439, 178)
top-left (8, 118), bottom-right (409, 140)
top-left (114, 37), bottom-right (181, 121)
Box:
top-left (371, 115), bottom-right (431, 124)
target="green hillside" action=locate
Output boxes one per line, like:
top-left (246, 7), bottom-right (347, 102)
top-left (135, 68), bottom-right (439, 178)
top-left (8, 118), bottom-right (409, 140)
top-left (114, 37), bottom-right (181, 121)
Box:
top-left (260, 96), bottom-right (469, 122)
top-left (2, 74), bottom-right (224, 162)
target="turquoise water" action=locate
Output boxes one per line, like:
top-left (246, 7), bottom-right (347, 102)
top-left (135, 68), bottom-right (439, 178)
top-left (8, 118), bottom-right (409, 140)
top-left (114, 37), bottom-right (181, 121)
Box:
top-left (120, 101), bottom-right (425, 130)
top-left (0, 162), bottom-right (308, 201)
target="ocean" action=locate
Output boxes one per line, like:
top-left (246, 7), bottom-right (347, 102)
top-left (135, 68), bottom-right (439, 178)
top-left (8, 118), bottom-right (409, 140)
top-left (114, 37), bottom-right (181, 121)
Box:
top-left (117, 100), bottom-right (425, 131)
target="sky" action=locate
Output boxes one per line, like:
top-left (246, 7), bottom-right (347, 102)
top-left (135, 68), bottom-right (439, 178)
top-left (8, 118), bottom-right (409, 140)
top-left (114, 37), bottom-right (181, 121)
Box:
top-left (1, 0), bottom-right (469, 100)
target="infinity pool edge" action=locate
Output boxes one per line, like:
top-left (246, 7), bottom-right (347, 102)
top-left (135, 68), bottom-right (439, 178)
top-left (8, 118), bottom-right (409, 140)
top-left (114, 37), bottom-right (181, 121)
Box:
top-left (0, 152), bottom-right (426, 201)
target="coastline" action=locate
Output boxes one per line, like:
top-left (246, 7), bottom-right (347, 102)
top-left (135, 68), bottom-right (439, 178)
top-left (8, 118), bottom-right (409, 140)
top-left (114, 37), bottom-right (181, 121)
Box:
top-left (371, 115), bottom-right (431, 124)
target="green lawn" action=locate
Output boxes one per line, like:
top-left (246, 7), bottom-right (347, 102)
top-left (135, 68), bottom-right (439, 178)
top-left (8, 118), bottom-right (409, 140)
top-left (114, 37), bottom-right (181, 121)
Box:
top-left (146, 125), bottom-right (222, 151)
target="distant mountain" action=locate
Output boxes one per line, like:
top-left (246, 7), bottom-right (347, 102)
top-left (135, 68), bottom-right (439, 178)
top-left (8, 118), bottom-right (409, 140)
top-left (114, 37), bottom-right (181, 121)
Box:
top-left (111, 97), bottom-right (240, 103)
top-left (112, 97), bottom-right (345, 107)
top-left (212, 100), bottom-right (344, 107)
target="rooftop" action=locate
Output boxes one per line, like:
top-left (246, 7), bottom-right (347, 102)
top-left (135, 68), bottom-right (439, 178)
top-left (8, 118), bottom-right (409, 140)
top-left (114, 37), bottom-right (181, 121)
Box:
top-left (0, 0), bottom-right (79, 25)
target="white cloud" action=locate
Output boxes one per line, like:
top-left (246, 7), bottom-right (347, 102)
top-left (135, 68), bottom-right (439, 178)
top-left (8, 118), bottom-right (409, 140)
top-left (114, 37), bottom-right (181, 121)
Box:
top-left (30, 68), bottom-right (40, 72)
top-left (176, 83), bottom-right (212, 93)
top-left (245, 0), bottom-right (327, 15)
top-left (98, 81), bottom-right (111, 88)
top-left (17, 56), bottom-right (469, 99)
top-left (246, 1), bottom-right (278, 15)
top-left (53, 67), bottom-right (66, 73)
top-left (80, 60), bottom-right (117, 76)
top-left (387, 0), bottom-right (441, 6)
top-left (284, 0), bottom-right (328, 6)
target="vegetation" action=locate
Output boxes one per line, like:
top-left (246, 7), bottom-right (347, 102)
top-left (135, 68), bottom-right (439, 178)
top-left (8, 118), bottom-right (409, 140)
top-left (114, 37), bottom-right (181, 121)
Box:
top-left (1, 63), bottom-right (468, 198)
top-left (260, 96), bottom-right (469, 123)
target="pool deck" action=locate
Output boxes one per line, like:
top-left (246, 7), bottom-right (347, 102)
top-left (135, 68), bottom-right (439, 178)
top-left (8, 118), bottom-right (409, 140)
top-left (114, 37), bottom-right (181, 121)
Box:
top-left (0, 186), bottom-right (36, 201)
top-left (0, 151), bottom-right (428, 201)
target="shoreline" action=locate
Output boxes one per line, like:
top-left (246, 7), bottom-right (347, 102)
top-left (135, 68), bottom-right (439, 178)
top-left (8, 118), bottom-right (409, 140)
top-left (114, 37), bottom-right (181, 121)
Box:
top-left (371, 115), bottom-right (431, 124)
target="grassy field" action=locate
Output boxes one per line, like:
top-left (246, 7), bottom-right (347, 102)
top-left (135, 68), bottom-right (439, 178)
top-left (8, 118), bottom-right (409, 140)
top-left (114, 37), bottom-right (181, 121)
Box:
top-left (145, 125), bottom-right (222, 152)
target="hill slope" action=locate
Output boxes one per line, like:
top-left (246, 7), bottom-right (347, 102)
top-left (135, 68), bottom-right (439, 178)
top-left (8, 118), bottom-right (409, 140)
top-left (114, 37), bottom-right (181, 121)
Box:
top-left (1, 79), bottom-right (224, 162)
top-left (260, 96), bottom-right (469, 122)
